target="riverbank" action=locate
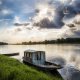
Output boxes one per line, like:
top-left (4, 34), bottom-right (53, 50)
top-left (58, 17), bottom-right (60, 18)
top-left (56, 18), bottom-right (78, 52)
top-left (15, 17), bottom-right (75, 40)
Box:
top-left (0, 55), bottom-right (62, 80)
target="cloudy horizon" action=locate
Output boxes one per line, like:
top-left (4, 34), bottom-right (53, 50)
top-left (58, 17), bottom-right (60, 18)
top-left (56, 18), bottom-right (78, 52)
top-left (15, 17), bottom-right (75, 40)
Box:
top-left (0, 0), bottom-right (80, 43)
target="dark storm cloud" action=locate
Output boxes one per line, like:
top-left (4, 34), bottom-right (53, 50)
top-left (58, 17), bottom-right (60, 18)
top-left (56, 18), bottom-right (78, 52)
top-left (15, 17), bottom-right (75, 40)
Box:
top-left (14, 23), bottom-right (30, 26)
top-left (53, 10), bottom-right (64, 28)
top-left (33, 18), bottom-right (58, 29)
top-left (63, 0), bottom-right (80, 21)
top-left (32, 0), bottom-right (80, 29)
top-left (72, 0), bottom-right (80, 12)
top-left (33, 13), bottom-right (64, 29)
top-left (33, 0), bottom-right (64, 29)
top-left (74, 31), bottom-right (80, 36)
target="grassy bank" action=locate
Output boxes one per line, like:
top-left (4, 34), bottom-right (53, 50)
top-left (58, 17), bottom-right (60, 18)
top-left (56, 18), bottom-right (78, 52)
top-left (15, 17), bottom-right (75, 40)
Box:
top-left (0, 55), bottom-right (62, 80)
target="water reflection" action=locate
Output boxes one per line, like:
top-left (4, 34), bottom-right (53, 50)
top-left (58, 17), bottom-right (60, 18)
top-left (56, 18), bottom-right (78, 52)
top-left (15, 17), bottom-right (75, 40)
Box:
top-left (59, 66), bottom-right (80, 80)
top-left (49, 57), bottom-right (66, 66)
top-left (0, 44), bottom-right (80, 80)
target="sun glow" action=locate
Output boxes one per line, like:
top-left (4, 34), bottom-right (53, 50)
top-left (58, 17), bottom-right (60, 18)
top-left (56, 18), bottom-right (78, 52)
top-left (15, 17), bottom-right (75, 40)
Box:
top-left (33, 3), bottom-right (55, 23)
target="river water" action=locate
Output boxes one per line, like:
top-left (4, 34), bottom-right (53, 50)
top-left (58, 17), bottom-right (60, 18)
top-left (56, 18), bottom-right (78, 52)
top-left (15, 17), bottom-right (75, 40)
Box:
top-left (0, 44), bottom-right (80, 80)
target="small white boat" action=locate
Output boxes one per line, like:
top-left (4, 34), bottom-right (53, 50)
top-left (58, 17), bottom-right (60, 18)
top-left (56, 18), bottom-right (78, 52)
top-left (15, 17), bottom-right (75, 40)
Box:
top-left (23, 50), bottom-right (62, 70)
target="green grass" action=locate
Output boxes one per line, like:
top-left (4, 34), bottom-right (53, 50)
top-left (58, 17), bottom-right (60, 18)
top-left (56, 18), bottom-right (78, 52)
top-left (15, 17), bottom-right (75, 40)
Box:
top-left (0, 55), bottom-right (63, 80)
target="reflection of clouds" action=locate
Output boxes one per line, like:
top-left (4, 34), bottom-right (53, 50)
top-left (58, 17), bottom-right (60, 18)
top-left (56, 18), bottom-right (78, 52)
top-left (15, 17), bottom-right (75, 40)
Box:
top-left (70, 52), bottom-right (80, 70)
top-left (42, 44), bottom-right (80, 70)
top-left (49, 57), bottom-right (66, 66)
top-left (44, 44), bottom-right (74, 60)
top-left (59, 66), bottom-right (80, 80)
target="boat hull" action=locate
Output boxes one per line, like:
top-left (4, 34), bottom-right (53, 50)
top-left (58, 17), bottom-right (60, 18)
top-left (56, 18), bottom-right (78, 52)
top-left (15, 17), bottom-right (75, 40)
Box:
top-left (23, 57), bottom-right (62, 71)
top-left (23, 57), bottom-right (63, 78)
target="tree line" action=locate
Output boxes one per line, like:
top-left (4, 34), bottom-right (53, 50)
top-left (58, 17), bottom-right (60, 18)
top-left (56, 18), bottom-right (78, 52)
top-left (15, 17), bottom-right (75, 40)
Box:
top-left (0, 42), bottom-right (8, 45)
top-left (21, 38), bottom-right (80, 45)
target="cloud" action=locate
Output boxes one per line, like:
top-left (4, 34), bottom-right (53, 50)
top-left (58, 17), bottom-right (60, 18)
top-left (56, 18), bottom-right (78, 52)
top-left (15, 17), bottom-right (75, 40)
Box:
top-left (31, 0), bottom-right (80, 29)
top-left (62, 14), bottom-right (80, 38)
top-left (32, 0), bottom-right (64, 29)
top-left (0, 24), bottom-right (65, 43)
top-left (1, 9), bottom-right (13, 15)
top-left (33, 18), bottom-right (57, 29)
top-left (13, 16), bottom-right (21, 23)
top-left (0, 0), bottom-right (2, 5)
top-left (0, 0), bottom-right (80, 43)
top-left (0, 18), bottom-right (13, 28)
top-left (0, 0), bottom-right (35, 20)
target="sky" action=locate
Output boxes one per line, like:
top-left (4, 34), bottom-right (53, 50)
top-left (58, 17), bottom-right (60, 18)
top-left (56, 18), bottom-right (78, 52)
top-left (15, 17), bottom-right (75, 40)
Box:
top-left (0, 0), bottom-right (80, 43)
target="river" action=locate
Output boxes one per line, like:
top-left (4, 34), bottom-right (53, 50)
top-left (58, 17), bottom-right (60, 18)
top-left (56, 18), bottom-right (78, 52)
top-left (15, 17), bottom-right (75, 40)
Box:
top-left (0, 44), bottom-right (80, 80)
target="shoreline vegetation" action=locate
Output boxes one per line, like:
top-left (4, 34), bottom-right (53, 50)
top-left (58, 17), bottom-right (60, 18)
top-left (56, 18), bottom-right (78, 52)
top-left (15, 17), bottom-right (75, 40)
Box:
top-left (0, 55), bottom-right (62, 80)
top-left (1, 38), bottom-right (80, 45)
top-left (0, 42), bottom-right (8, 45)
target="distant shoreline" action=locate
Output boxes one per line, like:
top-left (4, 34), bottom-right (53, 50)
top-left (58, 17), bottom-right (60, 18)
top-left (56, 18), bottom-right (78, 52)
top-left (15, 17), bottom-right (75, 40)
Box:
top-left (1, 38), bottom-right (80, 45)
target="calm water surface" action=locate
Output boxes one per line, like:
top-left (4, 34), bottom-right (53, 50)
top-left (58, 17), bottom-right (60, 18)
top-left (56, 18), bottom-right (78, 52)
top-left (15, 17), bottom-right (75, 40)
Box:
top-left (0, 44), bottom-right (80, 80)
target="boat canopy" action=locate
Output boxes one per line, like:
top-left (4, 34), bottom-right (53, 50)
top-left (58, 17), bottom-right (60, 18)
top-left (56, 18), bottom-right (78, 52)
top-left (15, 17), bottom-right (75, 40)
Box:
top-left (24, 50), bottom-right (45, 65)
